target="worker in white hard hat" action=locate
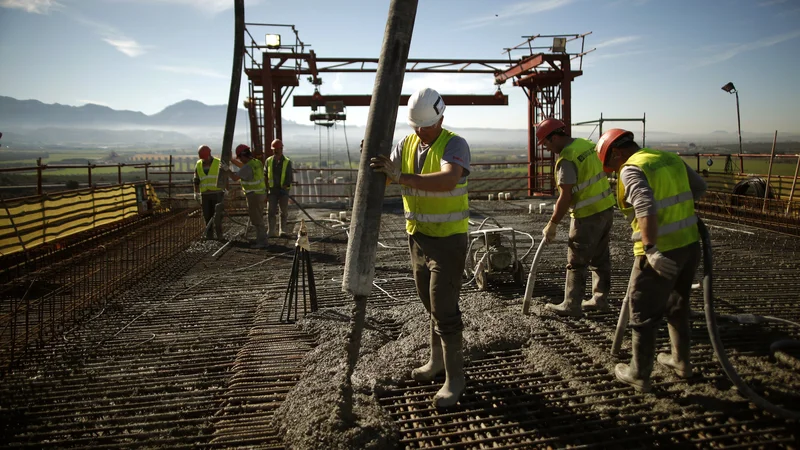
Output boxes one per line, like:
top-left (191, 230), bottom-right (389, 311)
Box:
top-left (536, 118), bottom-right (616, 317)
top-left (265, 138), bottom-right (293, 238)
top-left (192, 145), bottom-right (225, 240)
top-left (370, 87), bottom-right (471, 408)
top-left (597, 128), bottom-right (707, 393)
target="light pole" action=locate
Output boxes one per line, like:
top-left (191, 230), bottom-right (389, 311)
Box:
top-left (721, 82), bottom-right (743, 161)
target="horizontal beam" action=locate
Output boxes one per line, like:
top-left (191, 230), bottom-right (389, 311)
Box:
top-left (293, 94), bottom-right (508, 108)
top-left (494, 53), bottom-right (545, 84)
top-left (574, 117), bottom-right (645, 126)
top-left (513, 70), bottom-right (583, 88)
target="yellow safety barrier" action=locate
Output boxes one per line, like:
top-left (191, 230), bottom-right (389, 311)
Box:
top-left (0, 183), bottom-right (159, 256)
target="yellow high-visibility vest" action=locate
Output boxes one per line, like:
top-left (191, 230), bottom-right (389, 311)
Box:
top-left (195, 158), bottom-right (222, 193)
top-left (401, 129), bottom-right (469, 237)
top-left (556, 138), bottom-right (615, 218)
top-left (240, 159), bottom-right (266, 195)
top-left (618, 148), bottom-right (700, 256)
top-left (266, 155), bottom-right (291, 189)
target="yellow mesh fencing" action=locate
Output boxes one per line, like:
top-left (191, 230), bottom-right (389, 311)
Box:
top-left (0, 183), bottom-right (158, 257)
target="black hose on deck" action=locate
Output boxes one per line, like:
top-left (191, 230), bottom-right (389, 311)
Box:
top-left (699, 219), bottom-right (800, 420)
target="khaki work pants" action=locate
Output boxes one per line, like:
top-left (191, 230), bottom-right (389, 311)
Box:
top-left (246, 192), bottom-right (267, 245)
top-left (409, 232), bottom-right (468, 336)
top-left (268, 191), bottom-right (290, 236)
top-left (564, 207), bottom-right (614, 305)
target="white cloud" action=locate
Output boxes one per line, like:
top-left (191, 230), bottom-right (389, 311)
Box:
top-left (759, 0), bottom-right (786, 6)
top-left (607, 0), bottom-right (650, 6)
top-left (695, 29), bottom-right (800, 67)
top-left (459, 0), bottom-right (574, 30)
top-left (0, 0), bottom-right (60, 14)
top-left (331, 74), bottom-right (344, 93)
top-left (115, 0), bottom-right (257, 15)
top-left (595, 36), bottom-right (641, 49)
top-left (103, 38), bottom-right (147, 57)
top-left (156, 65), bottom-right (227, 79)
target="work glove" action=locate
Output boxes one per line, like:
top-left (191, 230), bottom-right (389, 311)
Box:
top-left (369, 154), bottom-right (400, 183)
top-left (645, 245), bottom-right (680, 279)
top-left (193, 192), bottom-right (199, 201)
top-left (219, 161), bottom-right (229, 171)
top-left (542, 220), bottom-right (558, 244)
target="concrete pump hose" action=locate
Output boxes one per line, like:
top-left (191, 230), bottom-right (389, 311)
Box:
top-left (521, 238), bottom-right (546, 315)
top-left (699, 218), bottom-right (800, 421)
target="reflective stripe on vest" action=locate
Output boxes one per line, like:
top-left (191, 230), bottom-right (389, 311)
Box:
top-left (266, 155), bottom-right (291, 189)
top-left (401, 129), bottom-right (469, 237)
top-left (556, 138), bottom-right (615, 218)
top-left (240, 159), bottom-right (266, 195)
top-left (617, 148), bottom-right (700, 256)
top-left (196, 159), bottom-right (222, 193)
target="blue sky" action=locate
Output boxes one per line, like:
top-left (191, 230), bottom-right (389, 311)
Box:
top-left (1, 0), bottom-right (799, 136)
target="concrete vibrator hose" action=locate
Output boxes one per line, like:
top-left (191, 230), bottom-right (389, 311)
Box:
top-left (697, 219), bottom-right (800, 421)
top-left (521, 239), bottom-right (547, 315)
top-left (611, 219), bottom-right (800, 420)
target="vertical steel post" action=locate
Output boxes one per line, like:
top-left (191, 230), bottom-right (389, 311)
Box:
top-left (762, 130), bottom-right (778, 213)
top-left (786, 155), bottom-right (800, 217)
top-left (342, 0), bottom-right (418, 421)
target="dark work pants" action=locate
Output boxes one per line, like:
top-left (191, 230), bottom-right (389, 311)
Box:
top-left (201, 191), bottom-right (224, 239)
top-left (409, 232), bottom-right (468, 336)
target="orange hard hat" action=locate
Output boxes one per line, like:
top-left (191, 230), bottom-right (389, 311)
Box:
top-left (596, 128), bottom-right (634, 172)
top-left (198, 145), bottom-right (211, 159)
top-left (235, 144), bottom-right (251, 158)
top-left (535, 118), bottom-right (566, 142)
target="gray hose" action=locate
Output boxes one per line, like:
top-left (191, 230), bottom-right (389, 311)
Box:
top-left (699, 219), bottom-right (800, 420)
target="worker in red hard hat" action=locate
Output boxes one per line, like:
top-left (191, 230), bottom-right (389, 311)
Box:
top-left (192, 145), bottom-right (225, 240)
top-left (222, 144), bottom-right (268, 249)
top-left (265, 138), bottom-right (293, 238)
top-left (536, 118), bottom-right (616, 317)
top-left (596, 128), bottom-right (707, 393)
top-left (370, 87), bottom-right (470, 409)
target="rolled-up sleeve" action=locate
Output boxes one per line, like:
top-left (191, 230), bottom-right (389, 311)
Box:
top-left (620, 166), bottom-right (656, 218)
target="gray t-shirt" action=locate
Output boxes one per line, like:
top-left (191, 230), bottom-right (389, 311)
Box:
top-left (620, 161), bottom-right (708, 218)
top-left (237, 162), bottom-right (254, 181)
top-left (556, 159), bottom-right (578, 186)
top-left (389, 132), bottom-right (471, 184)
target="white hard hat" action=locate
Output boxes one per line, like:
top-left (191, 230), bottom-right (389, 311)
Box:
top-left (407, 88), bottom-right (445, 128)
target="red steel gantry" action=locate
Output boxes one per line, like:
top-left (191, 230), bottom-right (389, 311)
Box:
top-left (242, 24), bottom-right (592, 196)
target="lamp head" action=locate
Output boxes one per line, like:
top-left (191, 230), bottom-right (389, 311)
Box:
top-left (721, 82), bottom-right (736, 93)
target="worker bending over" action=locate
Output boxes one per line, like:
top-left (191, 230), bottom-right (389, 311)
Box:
top-left (597, 128), bottom-right (706, 392)
top-left (222, 144), bottom-right (268, 249)
top-left (537, 118), bottom-right (616, 316)
top-left (370, 88), bottom-right (471, 408)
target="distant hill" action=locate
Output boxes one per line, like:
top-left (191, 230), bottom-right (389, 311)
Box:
top-left (0, 96), bottom-right (797, 150)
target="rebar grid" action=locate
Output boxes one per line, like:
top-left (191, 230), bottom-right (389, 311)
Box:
top-left (0, 202), bottom-right (797, 449)
top-left (0, 209), bottom-right (203, 374)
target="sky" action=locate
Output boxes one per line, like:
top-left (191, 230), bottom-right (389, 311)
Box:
top-left (1, 0), bottom-right (799, 138)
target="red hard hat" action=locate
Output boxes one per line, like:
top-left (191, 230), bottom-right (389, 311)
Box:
top-left (596, 128), bottom-right (634, 173)
top-left (198, 145), bottom-right (211, 159)
top-left (535, 118), bottom-right (566, 142)
top-left (235, 144), bottom-right (251, 158)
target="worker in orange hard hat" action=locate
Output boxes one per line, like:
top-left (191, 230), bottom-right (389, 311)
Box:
top-left (221, 144), bottom-right (268, 249)
top-left (536, 118), bottom-right (616, 317)
top-left (370, 87), bottom-right (471, 409)
top-left (265, 138), bottom-right (293, 238)
top-left (596, 128), bottom-right (707, 393)
top-left (193, 145), bottom-right (225, 240)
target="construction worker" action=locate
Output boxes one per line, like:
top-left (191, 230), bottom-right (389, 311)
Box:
top-left (537, 118), bottom-right (616, 316)
top-left (222, 144), bottom-right (268, 249)
top-left (370, 87), bottom-right (470, 408)
top-left (192, 145), bottom-right (225, 240)
top-left (265, 138), bottom-right (293, 237)
top-left (596, 128), bottom-right (707, 392)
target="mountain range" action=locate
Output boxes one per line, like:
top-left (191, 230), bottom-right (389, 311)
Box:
top-left (1, 96), bottom-right (797, 151)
